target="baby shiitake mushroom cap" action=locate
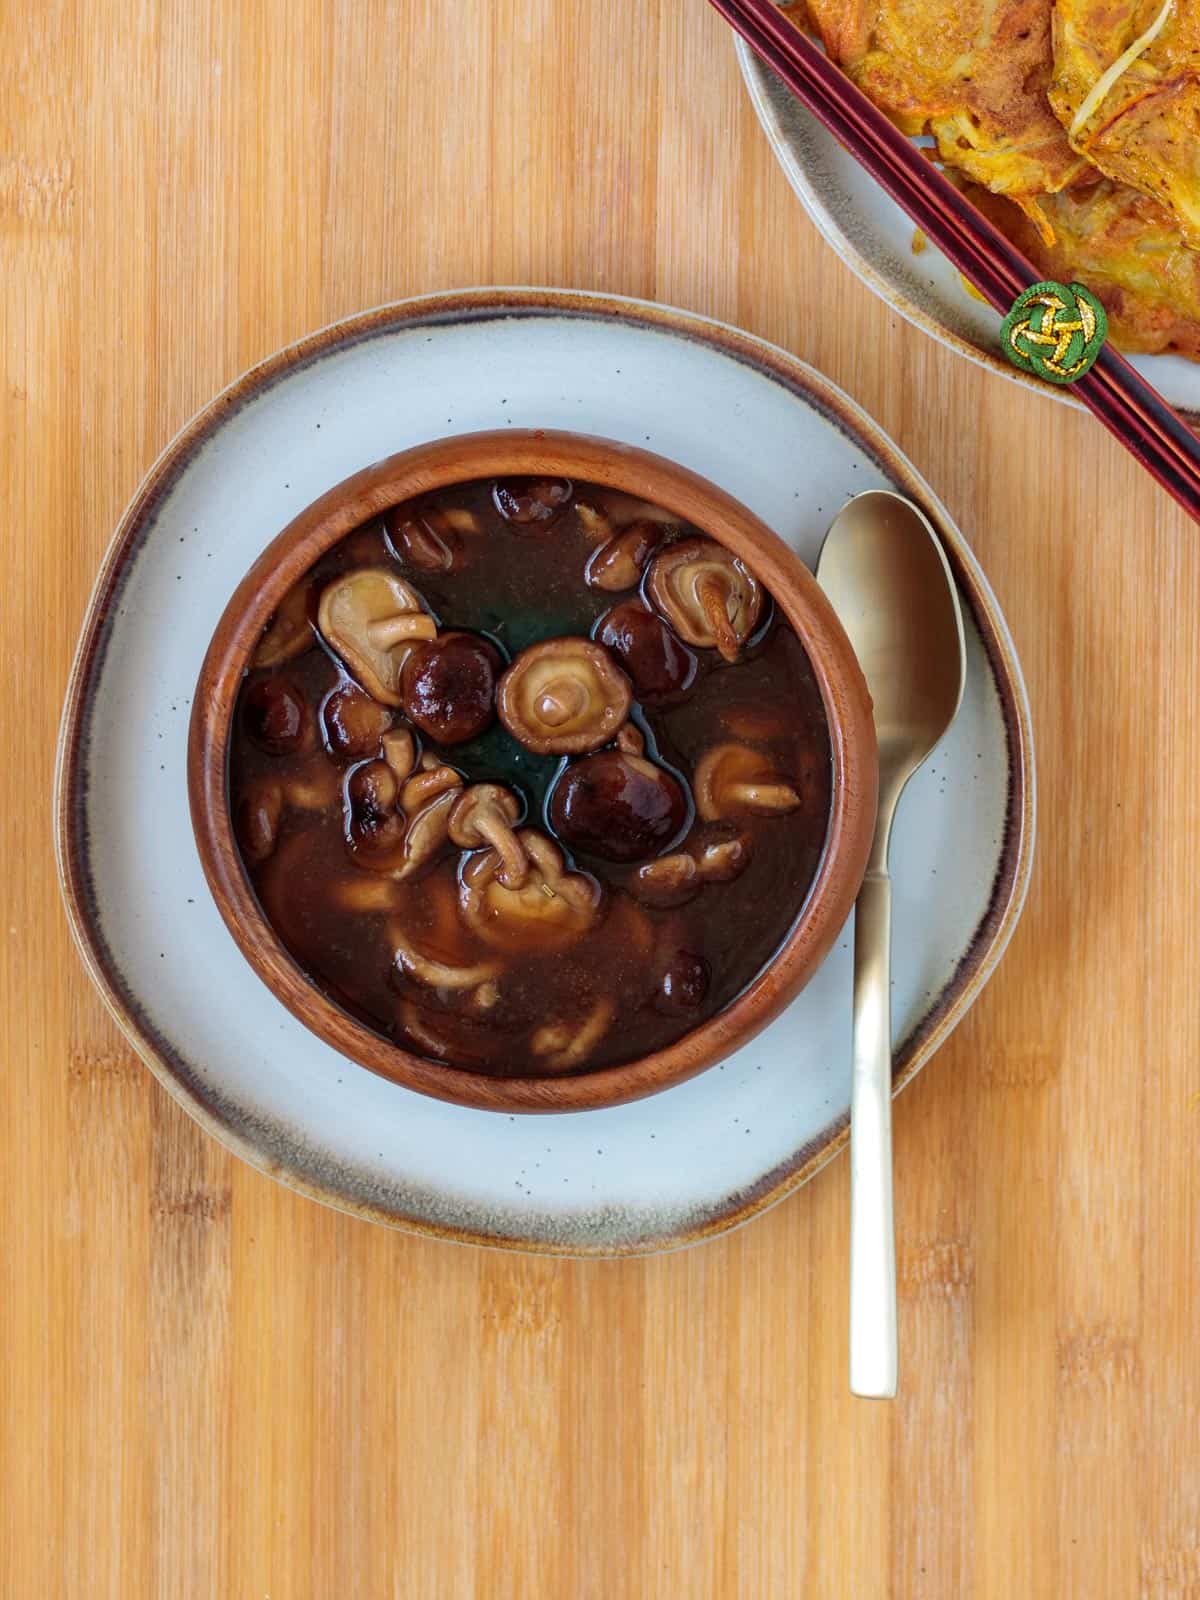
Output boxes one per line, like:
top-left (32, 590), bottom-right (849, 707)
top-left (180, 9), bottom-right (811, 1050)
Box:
top-left (234, 780), bottom-right (284, 864)
top-left (242, 675), bottom-right (313, 756)
top-left (317, 567), bottom-right (437, 706)
top-left (492, 476), bottom-right (573, 527)
top-left (399, 631), bottom-right (501, 745)
top-left (631, 851), bottom-right (700, 908)
top-left (384, 502), bottom-right (481, 574)
top-left (497, 637), bottom-right (632, 755)
top-left (596, 600), bottom-right (698, 704)
top-left (447, 784), bottom-right (528, 888)
top-left (645, 537), bottom-right (763, 663)
top-left (460, 830), bottom-right (603, 950)
top-left (548, 750), bottom-right (688, 864)
top-left (693, 742), bottom-right (801, 821)
top-left (345, 756), bottom-right (462, 878)
top-left (584, 520), bottom-right (665, 592)
top-left (321, 684), bottom-right (395, 759)
top-left (693, 825), bottom-right (754, 881)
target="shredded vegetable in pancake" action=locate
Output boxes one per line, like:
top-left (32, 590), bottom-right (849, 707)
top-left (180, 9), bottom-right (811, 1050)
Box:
top-left (785, 0), bottom-right (1091, 237)
top-left (968, 177), bottom-right (1200, 355)
top-left (783, 0), bottom-right (1200, 355)
top-left (1050, 0), bottom-right (1200, 249)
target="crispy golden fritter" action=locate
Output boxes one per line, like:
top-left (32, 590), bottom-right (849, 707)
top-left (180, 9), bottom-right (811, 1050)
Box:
top-left (786, 0), bottom-right (1091, 218)
top-left (782, 0), bottom-right (1200, 357)
top-left (968, 177), bottom-right (1200, 355)
top-left (1049, 0), bottom-right (1200, 248)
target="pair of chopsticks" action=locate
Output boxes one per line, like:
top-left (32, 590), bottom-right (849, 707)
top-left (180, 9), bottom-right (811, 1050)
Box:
top-left (708, 0), bottom-right (1200, 523)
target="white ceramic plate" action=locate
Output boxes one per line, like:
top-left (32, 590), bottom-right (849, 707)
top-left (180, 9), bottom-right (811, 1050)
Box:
top-left (737, 41), bottom-right (1200, 421)
top-left (56, 288), bottom-right (1033, 1256)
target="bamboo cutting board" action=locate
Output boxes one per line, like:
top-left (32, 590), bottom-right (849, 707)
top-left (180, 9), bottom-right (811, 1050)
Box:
top-left (3, 1), bottom-right (1199, 1594)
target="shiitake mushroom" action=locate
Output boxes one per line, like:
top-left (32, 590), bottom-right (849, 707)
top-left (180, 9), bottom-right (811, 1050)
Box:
top-left (492, 476), bottom-right (573, 526)
top-left (242, 676), bottom-right (312, 755)
top-left (693, 743), bottom-right (801, 820)
top-left (317, 568), bottom-right (436, 705)
top-left (496, 637), bottom-right (632, 755)
top-left (399, 632), bottom-right (501, 745)
top-left (548, 750), bottom-right (687, 864)
top-left (322, 685), bottom-right (394, 758)
top-left (595, 600), bottom-right (697, 703)
top-left (459, 831), bottom-right (603, 950)
top-left (644, 538), bottom-right (763, 662)
top-left (654, 948), bottom-right (710, 1016)
top-left (234, 781), bottom-right (284, 863)
top-left (447, 784), bottom-right (527, 887)
top-left (584, 519), bottom-right (665, 591)
top-left (384, 502), bottom-right (481, 574)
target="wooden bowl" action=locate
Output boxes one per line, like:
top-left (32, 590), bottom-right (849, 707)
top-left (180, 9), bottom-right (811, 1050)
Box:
top-left (188, 429), bottom-right (877, 1112)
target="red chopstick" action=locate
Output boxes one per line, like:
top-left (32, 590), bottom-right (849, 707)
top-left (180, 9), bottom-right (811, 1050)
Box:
top-left (708, 0), bottom-right (1200, 523)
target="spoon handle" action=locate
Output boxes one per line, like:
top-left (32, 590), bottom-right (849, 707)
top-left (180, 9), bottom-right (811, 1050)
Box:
top-left (849, 871), bottom-right (898, 1398)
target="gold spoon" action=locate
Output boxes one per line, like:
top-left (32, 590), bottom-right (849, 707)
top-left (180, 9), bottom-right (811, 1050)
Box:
top-left (817, 491), bottom-right (966, 1398)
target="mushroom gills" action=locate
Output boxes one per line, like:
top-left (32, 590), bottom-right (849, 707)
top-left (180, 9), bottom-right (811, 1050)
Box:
top-left (693, 742), bottom-right (800, 821)
top-left (645, 538), bottom-right (763, 663)
top-left (460, 829), bottom-right (603, 949)
top-left (317, 567), bottom-right (436, 706)
top-left (496, 637), bottom-right (632, 755)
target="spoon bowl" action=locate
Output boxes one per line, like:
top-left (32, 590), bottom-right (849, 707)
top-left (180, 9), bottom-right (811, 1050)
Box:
top-left (818, 489), bottom-right (966, 1397)
top-left (819, 492), bottom-right (966, 866)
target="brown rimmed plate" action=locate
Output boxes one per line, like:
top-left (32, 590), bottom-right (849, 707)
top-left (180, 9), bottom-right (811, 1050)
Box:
top-left (55, 288), bottom-right (1033, 1256)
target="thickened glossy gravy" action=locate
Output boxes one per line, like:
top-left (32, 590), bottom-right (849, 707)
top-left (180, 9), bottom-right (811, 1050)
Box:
top-left (229, 476), bottom-right (832, 1077)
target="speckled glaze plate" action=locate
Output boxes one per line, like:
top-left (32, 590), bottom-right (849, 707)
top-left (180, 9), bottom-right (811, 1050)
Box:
top-left (736, 40), bottom-right (1200, 421)
top-left (55, 288), bottom-right (1033, 1256)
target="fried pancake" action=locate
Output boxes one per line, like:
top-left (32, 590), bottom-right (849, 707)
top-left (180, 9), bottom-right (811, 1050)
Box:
top-left (1049, 0), bottom-right (1200, 248)
top-left (786, 0), bottom-right (1091, 218)
top-left (967, 177), bottom-right (1200, 354)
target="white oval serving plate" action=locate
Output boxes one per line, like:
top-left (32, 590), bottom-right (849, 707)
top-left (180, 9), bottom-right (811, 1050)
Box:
top-left (56, 288), bottom-right (1033, 1256)
top-left (737, 41), bottom-right (1200, 422)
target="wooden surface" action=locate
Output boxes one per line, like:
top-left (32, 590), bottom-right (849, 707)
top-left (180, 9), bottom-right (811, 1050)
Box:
top-left (4, 3), bottom-right (1198, 1594)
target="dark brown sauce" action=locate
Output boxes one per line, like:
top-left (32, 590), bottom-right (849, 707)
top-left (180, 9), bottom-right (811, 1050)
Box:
top-left (229, 477), bottom-right (832, 1077)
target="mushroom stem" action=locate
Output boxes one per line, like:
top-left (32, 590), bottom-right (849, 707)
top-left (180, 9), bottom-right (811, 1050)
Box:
top-left (729, 780), bottom-right (800, 813)
top-left (531, 999), bottom-right (614, 1071)
top-left (367, 612), bottom-right (438, 650)
top-left (392, 927), bottom-right (500, 989)
top-left (575, 503), bottom-right (613, 543)
top-left (381, 727), bottom-right (417, 782)
top-left (401, 766), bottom-right (462, 812)
top-left (696, 574), bottom-right (740, 662)
top-left (615, 723), bottom-right (645, 756)
top-left (476, 812), bottom-right (529, 889)
top-left (536, 679), bottom-right (588, 728)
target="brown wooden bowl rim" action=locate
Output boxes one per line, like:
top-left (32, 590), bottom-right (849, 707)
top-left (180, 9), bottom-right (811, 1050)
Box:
top-left (187, 428), bottom-right (878, 1112)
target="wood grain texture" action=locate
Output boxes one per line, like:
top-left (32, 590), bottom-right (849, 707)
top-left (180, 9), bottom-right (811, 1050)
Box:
top-left (3, 1), bottom-right (1198, 1593)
